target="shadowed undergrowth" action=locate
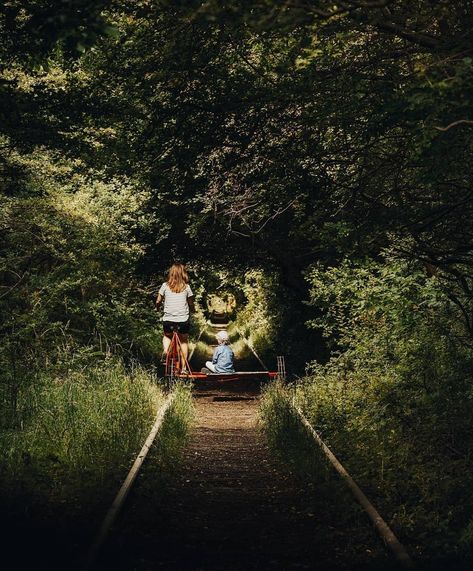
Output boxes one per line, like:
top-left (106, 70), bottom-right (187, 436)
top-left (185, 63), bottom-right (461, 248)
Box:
top-left (261, 380), bottom-right (473, 570)
top-left (0, 362), bottom-right (194, 520)
top-left (0, 364), bottom-right (194, 570)
top-left (260, 382), bottom-right (401, 570)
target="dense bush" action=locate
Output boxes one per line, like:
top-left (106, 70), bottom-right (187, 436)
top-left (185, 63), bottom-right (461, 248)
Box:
top-left (235, 269), bottom-right (283, 354)
top-left (0, 149), bottom-right (175, 511)
top-left (0, 150), bottom-right (164, 421)
top-left (292, 254), bottom-right (473, 558)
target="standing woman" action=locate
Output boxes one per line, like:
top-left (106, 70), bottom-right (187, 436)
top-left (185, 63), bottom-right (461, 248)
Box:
top-left (156, 263), bottom-right (195, 369)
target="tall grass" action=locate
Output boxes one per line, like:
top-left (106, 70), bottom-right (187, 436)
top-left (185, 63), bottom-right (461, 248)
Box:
top-left (140, 381), bottom-right (194, 491)
top-left (0, 359), bottom-right (163, 503)
top-left (260, 381), bottom-right (333, 483)
top-left (260, 381), bottom-right (393, 568)
top-left (261, 376), bottom-right (473, 567)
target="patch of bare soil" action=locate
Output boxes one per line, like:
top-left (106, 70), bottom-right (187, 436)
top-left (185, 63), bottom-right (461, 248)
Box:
top-left (100, 391), bottom-right (387, 570)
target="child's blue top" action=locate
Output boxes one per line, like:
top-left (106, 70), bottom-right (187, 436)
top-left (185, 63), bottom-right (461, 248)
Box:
top-left (212, 344), bottom-right (235, 373)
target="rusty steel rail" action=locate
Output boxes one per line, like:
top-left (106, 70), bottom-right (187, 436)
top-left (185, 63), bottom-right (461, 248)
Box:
top-left (291, 402), bottom-right (415, 569)
top-left (237, 328), bottom-right (269, 371)
top-left (83, 392), bottom-right (176, 570)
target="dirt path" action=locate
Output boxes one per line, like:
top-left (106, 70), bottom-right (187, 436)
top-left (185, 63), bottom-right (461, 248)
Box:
top-left (101, 391), bottom-right (384, 570)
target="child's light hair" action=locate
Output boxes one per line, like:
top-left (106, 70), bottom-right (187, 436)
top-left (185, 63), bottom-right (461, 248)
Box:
top-left (215, 330), bottom-right (229, 344)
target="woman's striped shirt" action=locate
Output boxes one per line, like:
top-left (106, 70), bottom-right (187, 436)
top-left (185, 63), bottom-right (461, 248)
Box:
top-left (158, 282), bottom-right (193, 322)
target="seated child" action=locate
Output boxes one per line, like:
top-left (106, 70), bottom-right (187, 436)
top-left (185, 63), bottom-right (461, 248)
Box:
top-left (205, 330), bottom-right (235, 373)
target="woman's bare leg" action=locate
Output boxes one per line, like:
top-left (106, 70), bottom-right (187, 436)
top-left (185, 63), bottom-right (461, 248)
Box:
top-left (179, 333), bottom-right (189, 369)
top-left (162, 334), bottom-right (171, 355)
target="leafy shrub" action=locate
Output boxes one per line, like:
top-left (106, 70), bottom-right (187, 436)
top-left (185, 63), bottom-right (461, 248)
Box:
top-left (268, 254), bottom-right (473, 559)
top-left (235, 269), bottom-right (282, 351)
top-left (0, 151), bottom-right (163, 405)
top-left (149, 381), bottom-right (194, 476)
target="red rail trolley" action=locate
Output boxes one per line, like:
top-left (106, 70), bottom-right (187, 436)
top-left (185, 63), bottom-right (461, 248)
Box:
top-left (164, 331), bottom-right (284, 384)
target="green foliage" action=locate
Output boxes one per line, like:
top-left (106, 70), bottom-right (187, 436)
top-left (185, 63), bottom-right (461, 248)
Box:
top-left (150, 381), bottom-right (194, 475)
top-left (260, 381), bottom-right (330, 482)
top-left (0, 150), bottom-right (162, 402)
top-left (0, 1), bottom-right (113, 65)
top-left (298, 255), bottom-right (473, 557)
top-left (260, 381), bottom-right (393, 568)
top-left (2, 3), bottom-right (473, 564)
top-left (236, 269), bottom-right (283, 355)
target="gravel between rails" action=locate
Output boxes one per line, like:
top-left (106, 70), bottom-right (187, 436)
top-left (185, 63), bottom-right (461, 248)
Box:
top-left (100, 391), bottom-right (387, 570)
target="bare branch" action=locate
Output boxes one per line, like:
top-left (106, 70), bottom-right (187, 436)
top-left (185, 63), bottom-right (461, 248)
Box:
top-left (286, 1), bottom-right (440, 49)
top-left (374, 20), bottom-right (440, 49)
top-left (435, 120), bottom-right (473, 132)
top-left (253, 198), bottom-right (300, 234)
top-left (0, 271), bottom-right (28, 299)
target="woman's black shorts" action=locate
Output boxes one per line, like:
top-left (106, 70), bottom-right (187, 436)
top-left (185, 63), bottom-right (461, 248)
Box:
top-left (163, 320), bottom-right (190, 335)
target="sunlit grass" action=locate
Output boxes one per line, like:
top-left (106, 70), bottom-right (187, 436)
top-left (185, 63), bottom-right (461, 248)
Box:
top-left (260, 381), bottom-right (395, 568)
top-left (0, 359), bottom-right (164, 503)
top-left (143, 381), bottom-right (194, 489)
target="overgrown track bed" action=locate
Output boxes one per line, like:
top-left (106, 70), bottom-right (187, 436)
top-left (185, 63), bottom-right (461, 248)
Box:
top-left (99, 390), bottom-right (388, 570)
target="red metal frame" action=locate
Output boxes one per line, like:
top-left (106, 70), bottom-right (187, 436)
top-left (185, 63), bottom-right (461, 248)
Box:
top-left (165, 331), bottom-right (192, 377)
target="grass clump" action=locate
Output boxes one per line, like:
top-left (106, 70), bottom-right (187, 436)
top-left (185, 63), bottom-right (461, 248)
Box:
top-left (140, 381), bottom-right (195, 491)
top-left (0, 357), bottom-right (163, 505)
top-left (155, 381), bottom-right (194, 465)
top-left (260, 381), bottom-right (330, 480)
top-left (260, 381), bottom-right (393, 569)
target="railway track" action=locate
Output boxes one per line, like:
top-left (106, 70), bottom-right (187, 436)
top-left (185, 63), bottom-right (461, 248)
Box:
top-left (83, 323), bottom-right (414, 570)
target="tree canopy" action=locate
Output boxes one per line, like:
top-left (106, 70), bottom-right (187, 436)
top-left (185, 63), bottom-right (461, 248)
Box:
top-left (3, 1), bottom-right (473, 280)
